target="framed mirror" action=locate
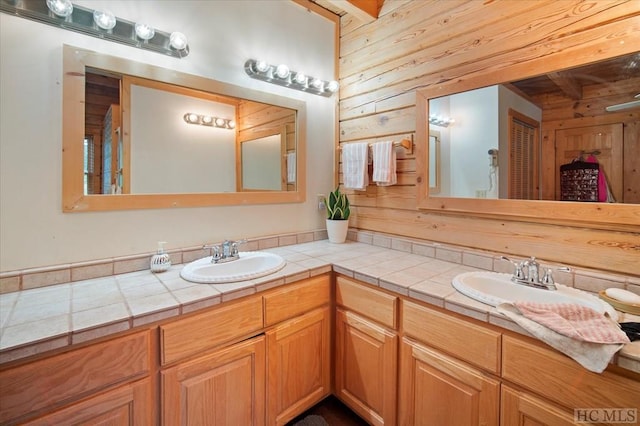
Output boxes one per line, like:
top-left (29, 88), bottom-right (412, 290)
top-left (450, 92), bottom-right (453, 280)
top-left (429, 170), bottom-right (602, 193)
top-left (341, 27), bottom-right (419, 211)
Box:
top-left (417, 50), bottom-right (639, 231)
top-left (63, 45), bottom-right (306, 212)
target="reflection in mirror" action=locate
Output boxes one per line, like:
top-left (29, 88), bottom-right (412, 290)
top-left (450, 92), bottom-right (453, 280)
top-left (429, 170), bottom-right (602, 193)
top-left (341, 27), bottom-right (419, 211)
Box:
top-left (84, 70), bottom-right (297, 195)
top-left (64, 45), bottom-right (306, 211)
top-left (428, 52), bottom-right (639, 204)
top-left (241, 131), bottom-right (285, 191)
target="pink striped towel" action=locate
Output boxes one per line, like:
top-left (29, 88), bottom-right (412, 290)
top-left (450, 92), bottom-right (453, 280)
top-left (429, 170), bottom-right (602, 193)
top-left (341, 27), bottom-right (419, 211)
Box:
top-left (512, 302), bottom-right (629, 344)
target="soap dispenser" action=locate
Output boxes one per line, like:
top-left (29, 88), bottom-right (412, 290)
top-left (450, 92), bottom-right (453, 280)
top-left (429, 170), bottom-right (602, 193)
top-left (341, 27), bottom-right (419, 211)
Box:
top-left (150, 241), bottom-right (171, 273)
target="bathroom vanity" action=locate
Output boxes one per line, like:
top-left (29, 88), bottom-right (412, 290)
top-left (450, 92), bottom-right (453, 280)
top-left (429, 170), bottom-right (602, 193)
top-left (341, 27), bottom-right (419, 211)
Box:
top-left (1, 240), bottom-right (638, 425)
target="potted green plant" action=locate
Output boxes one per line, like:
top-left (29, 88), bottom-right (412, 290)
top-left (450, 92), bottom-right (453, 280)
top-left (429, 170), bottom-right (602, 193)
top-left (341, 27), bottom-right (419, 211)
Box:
top-left (324, 186), bottom-right (350, 243)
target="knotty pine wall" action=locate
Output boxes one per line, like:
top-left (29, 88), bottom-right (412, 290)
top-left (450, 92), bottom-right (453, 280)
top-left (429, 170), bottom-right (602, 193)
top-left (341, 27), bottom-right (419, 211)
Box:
top-left (337, 0), bottom-right (640, 276)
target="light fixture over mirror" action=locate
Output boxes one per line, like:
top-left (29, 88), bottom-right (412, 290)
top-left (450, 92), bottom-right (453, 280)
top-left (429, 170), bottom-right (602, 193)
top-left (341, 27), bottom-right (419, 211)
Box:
top-left (244, 59), bottom-right (339, 97)
top-left (63, 45), bottom-right (306, 211)
top-left (417, 50), bottom-right (640, 231)
top-left (0, 0), bottom-right (190, 58)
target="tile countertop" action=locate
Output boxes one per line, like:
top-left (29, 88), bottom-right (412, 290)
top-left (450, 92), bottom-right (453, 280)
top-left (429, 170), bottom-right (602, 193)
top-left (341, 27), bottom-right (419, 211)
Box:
top-left (1, 240), bottom-right (638, 373)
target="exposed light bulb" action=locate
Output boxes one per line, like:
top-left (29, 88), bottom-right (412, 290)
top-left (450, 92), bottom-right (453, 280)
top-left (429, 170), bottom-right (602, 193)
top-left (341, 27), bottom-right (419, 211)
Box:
top-left (275, 64), bottom-right (290, 79)
top-left (135, 23), bottom-right (155, 40)
top-left (215, 118), bottom-right (226, 127)
top-left (201, 116), bottom-right (213, 125)
top-left (185, 113), bottom-right (199, 123)
top-left (327, 80), bottom-right (339, 92)
top-left (46, 0), bottom-right (73, 17)
top-left (228, 120), bottom-right (236, 129)
top-left (293, 72), bottom-right (307, 85)
top-left (169, 32), bottom-right (188, 50)
top-left (311, 78), bottom-right (323, 90)
top-left (93, 10), bottom-right (116, 30)
top-left (255, 60), bottom-right (269, 73)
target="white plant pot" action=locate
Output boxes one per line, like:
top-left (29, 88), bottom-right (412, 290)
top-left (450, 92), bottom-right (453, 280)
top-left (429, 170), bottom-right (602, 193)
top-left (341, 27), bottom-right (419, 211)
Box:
top-left (326, 219), bottom-right (349, 243)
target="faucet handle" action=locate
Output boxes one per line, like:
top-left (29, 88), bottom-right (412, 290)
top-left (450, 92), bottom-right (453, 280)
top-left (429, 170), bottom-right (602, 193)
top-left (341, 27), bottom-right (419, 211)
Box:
top-left (501, 256), bottom-right (525, 280)
top-left (231, 239), bottom-right (247, 256)
top-left (203, 244), bottom-right (222, 261)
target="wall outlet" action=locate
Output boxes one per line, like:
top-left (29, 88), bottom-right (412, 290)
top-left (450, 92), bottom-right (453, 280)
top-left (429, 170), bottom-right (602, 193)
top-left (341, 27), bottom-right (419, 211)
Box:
top-left (317, 194), bottom-right (326, 211)
top-left (475, 189), bottom-right (487, 198)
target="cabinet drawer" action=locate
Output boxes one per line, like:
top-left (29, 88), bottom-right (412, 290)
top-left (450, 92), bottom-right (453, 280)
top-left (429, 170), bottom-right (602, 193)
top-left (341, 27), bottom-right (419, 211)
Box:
top-left (336, 275), bottom-right (398, 329)
top-left (502, 335), bottom-right (640, 410)
top-left (402, 300), bottom-right (501, 374)
top-left (160, 295), bottom-right (263, 365)
top-left (263, 274), bottom-right (331, 326)
top-left (0, 330), bottom-right (150, 424)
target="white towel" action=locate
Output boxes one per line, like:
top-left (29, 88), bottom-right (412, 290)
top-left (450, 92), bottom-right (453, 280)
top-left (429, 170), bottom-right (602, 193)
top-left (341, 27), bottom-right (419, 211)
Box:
top-left (286, 152), bottom-right (296, 184)
top-left (372, 141), bottom-right (396, 186)
top-left (342, 143), bottom-right (369, 190)
top-left (497, 302), bottom-right (628, 373)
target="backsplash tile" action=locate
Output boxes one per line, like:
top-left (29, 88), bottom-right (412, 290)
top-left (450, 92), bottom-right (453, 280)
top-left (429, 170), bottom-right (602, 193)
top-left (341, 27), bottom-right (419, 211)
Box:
top-left (1, 229), bottom-right (636, 296)
top-left (71, 261), bottom-right (114, 282)
top-left (574, 269), bottom-right (627, 293)
top-left (0, 275), bottom-right (20, 294)
top-left (22, 268), bottom-right (70, 290)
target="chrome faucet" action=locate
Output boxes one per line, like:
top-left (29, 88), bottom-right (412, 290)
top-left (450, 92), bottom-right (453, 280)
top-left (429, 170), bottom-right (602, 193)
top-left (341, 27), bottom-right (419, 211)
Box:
top-left (204, 239), bottom-right (247, 264)
top-left (501, 256), bottom-right (570, 291)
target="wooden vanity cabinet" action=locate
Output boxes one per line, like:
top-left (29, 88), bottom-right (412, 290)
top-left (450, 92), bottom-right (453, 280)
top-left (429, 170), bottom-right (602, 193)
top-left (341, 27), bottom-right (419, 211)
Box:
top-left (159, 273), bottom-right (332, 426)
top-left (501, 385), bottom-right (577, 426)
top-left (161, 335), bottom-right (266, 426)
top-left (334, 276), bottom-right (399, 426)
top-left (159, 295), bottom-right (265, 425)
top-left (264, 274), bottom-right (332, 426)
top-left (0, 330), bottom-right (152, 425)
top-left (22, 378), bottom-right (152, 426)
top-left (399, 300), bottom-right (501, 426)
top-left (500, 334), bottom-right (640, 426)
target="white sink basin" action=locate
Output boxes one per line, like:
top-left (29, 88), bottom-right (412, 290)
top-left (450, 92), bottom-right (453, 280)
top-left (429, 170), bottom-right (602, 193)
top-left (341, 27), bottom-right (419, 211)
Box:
top-left (180, 251), bottom-right (286, 284)
top-left (452, 271), bottom-right (617, 319)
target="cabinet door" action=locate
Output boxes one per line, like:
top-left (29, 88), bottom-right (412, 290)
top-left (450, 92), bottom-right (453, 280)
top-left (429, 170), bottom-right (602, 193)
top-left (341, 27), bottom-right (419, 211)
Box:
top-left (501, 386), bottom-right (576, 426)
top-left (398, 336), bottom-right (499, 426)
top-left (266, 307), bottom-right (331, 426)
top-left (23, 378), bottom-right (152, 426)
top-left (335, 308), bottom-right (397, 426)
top-left (161, 335), bottom-right (266, 426)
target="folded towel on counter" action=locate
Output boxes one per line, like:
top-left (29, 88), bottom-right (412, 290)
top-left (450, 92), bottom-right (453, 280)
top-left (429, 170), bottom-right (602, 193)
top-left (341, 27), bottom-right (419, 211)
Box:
top-left (497, 302), bottom-right (629, 373)
top-left (342, 142), bottom-right (369, 190)
top-left (287, 152), bottom-right (296, 183)
top-left (372, 141), bottom-right (397, 186)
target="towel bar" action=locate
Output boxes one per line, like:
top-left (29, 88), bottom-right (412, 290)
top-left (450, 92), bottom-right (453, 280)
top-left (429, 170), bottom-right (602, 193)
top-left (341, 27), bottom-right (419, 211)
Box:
top-left (338, 135), bottom-right (414, 154)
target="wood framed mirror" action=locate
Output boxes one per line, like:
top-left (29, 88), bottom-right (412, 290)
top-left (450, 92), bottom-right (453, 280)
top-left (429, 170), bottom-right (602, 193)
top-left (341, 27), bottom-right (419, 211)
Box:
top-left (63, 45), bottom-right (306, 212)
top-left (416, 50), bottom-right (639, 232)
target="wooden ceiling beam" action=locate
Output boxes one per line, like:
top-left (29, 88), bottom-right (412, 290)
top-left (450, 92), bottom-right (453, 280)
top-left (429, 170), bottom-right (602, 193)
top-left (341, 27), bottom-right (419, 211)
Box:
top-left (324, 0), bottom-right (381, 22)
top-left (547, 71), bottom-right (583, 100)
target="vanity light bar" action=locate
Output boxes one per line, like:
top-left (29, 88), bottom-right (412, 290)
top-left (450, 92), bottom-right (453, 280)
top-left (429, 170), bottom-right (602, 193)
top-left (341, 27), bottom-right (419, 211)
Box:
top-left (244, 59), bottom-right (339, 97)
top-left (184, 113), bottom-right (236, 130)
top-left (0, 0), bottom-right (190, 58)
top-left (429, 114), bottom-right (455, 127)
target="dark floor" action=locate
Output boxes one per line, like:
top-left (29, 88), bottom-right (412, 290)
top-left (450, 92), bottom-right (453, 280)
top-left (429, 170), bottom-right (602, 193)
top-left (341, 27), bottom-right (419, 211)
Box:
top-left (286, 396), bottom-right (369, 426)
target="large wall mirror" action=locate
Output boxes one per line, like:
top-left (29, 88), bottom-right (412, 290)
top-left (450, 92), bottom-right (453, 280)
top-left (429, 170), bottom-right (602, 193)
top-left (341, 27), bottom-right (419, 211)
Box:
top-left (63, 45), bottom-right (306, 212)
top-left (417, 50), bottom-right (639, 231)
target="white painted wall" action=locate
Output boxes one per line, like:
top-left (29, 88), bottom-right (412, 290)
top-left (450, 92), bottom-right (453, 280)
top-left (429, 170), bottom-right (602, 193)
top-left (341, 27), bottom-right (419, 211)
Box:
top-left (449, 86), bottom-right (499, 198)
top-left (0, 1), bottom-right (337, 271)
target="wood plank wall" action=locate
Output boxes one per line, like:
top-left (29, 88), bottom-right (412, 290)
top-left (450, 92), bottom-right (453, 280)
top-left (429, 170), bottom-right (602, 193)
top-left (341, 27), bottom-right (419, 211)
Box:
top-left (337, 0), bottom-right (640, 275)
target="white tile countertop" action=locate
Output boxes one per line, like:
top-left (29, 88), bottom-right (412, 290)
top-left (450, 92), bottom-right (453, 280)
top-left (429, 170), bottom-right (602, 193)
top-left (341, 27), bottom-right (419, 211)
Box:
top-left (1, 240), bottom-right (638, 372)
